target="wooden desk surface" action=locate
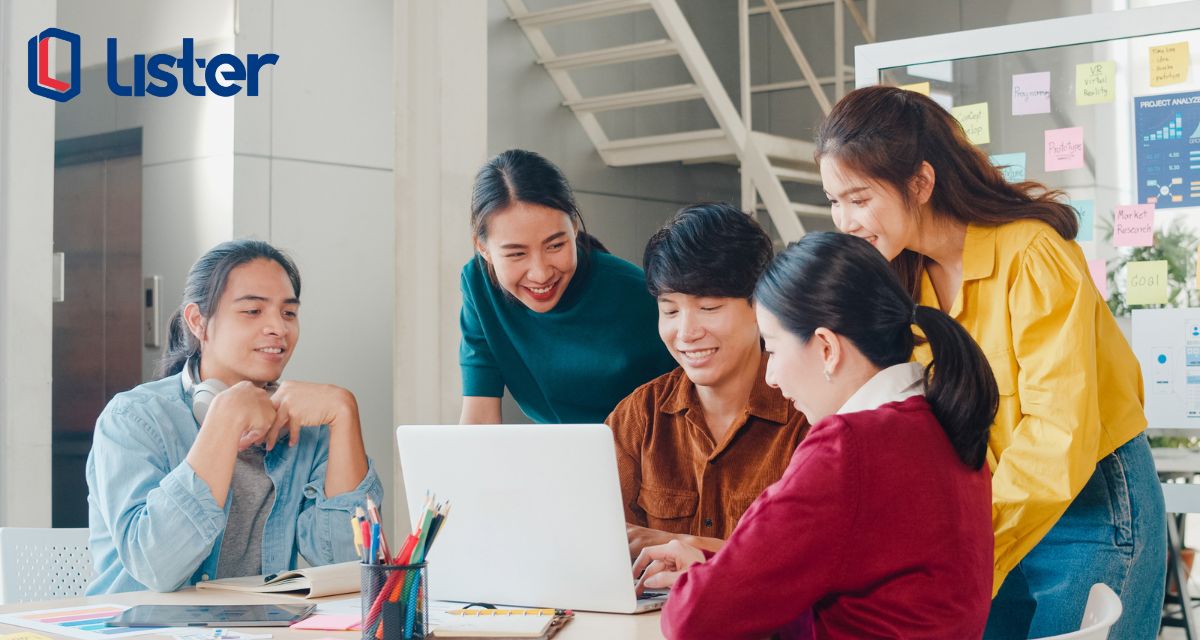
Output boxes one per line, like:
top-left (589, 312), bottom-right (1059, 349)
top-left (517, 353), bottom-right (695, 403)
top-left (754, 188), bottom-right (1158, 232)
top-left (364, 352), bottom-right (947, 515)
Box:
top-left (0, 590), bottom-right (665, 640)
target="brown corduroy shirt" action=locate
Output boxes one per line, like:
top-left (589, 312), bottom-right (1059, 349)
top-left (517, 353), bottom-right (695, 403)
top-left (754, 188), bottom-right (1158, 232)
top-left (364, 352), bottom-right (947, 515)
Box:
top-left (605, 358), bottom-right (810, 540)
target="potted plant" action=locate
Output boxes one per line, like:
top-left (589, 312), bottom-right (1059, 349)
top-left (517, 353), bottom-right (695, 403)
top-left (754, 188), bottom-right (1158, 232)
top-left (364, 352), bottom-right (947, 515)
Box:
top-left (1101, 216), bottom-right (1200, 318)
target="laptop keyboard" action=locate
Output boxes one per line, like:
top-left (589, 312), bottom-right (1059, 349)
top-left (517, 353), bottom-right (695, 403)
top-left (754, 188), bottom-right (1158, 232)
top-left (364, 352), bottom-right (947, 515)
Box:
top-left (637, 591), bottom-right (667, 600)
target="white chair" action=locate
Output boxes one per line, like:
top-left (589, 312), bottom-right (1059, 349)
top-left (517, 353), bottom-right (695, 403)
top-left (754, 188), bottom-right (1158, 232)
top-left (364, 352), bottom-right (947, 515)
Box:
top-left (0, 527), bottom-right (94, 604)
top-left (1031, 583), bottom-right (1123, 640)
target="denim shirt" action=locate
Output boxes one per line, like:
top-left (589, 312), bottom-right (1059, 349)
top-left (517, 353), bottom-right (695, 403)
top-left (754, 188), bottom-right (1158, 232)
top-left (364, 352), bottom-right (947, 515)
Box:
top-left (85, 373), bottom-right (383, 594)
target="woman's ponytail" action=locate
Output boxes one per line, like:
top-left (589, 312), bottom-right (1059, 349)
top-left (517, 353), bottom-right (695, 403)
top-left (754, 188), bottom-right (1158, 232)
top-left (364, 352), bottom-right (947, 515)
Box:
top-left (912, 305), bottom-right (997, 469)
top-left (755, 231), bottom-right (997, 469)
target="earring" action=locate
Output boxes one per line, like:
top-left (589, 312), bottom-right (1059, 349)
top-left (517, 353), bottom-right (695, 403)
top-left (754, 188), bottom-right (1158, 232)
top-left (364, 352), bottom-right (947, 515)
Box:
top-left (823, 369), bottom-right (832, 382)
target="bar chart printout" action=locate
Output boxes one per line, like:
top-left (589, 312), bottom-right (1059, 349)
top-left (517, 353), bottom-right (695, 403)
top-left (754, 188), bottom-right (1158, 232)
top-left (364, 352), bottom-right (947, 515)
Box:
top-left (1134, 90), bottom-right (1200, 209)
top-left (0, 605), bottom-right (168, 640)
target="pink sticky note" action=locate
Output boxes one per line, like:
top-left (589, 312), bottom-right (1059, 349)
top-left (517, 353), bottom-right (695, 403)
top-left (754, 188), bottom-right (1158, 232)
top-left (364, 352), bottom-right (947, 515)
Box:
top-left (290, 614), bottom-right (361, 631)
top-left (1088, 259), bottom-right (1108, 298)
top-left (1012, 72), bottom-right (1051, 115)
top-left (1113, 204), bottom-right (1155, 247)
top-left (1044, 127), bottom-right (1084, 171)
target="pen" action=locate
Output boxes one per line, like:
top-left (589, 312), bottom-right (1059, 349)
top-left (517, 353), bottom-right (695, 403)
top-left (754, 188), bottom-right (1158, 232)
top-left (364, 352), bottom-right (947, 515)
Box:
top-left (351, 514), bottom-right (363, 557)
top-left (360, 519), bottom-right (372, 563)
top-left (369, 522), bottom-right (380, 564)
top-left (366, 498), bottom-right (392, 562)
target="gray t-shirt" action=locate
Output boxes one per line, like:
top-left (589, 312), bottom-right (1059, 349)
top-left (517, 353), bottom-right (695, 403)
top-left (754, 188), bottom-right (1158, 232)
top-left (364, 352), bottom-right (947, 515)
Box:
top-left (215, 444), bottom-right (276, 579)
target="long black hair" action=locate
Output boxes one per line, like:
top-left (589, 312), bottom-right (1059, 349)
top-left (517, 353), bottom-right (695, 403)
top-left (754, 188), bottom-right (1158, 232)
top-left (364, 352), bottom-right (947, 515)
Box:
top-left (157, 239), bottom-right (301, 379)
top-left (816, 85), bottom-right (1077, 299)
top-left (470, 149), bottom-right (606, 286)
top-left (754, 232), bottom-right (997, 469)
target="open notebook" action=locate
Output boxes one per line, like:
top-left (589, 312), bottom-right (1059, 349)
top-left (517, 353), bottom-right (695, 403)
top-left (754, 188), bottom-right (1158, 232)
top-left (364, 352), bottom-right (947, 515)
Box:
top-left (194, 562), bottom-right (359, 599)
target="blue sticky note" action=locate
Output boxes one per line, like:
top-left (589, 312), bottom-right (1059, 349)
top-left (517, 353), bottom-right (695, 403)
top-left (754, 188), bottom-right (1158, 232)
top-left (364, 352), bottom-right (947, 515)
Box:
top-left (1072, 199), bottom-right (1095, 242)
top-left (990, 152), bottom-right (1027, 182)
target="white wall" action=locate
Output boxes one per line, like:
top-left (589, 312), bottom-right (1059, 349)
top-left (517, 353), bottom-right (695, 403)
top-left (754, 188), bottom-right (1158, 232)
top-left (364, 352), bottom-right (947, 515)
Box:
top-left (234, 0), bottom-right (398, 523)
top-left (55, 0), bottom-right (233, 73)
top-left (0, 0), bottom-right (56, 527)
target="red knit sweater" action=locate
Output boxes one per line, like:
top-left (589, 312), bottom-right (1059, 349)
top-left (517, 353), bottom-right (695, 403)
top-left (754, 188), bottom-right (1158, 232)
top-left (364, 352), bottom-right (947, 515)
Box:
top-left (660, 395), bottom-right (993, 640)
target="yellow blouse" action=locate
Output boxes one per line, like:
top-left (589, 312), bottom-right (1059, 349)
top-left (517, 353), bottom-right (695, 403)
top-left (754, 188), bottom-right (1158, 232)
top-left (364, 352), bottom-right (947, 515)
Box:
top-left (914, 219), bottom-right (1146, 594)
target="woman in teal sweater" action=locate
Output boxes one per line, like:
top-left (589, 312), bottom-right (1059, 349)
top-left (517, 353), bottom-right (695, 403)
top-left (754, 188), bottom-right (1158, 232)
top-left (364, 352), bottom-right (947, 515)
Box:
top-left (459, 149), bottom-right (676, 424)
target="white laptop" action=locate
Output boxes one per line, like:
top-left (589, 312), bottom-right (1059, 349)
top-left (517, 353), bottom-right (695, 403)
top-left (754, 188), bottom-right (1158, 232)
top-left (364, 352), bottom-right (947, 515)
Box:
top-left (395, 424), bottom-right (669, 614)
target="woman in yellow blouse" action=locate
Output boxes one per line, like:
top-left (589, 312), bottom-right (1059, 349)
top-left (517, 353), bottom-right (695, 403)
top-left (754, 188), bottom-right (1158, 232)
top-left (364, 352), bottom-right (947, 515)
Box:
top-left (814, 85), bottom-right (1165, 639)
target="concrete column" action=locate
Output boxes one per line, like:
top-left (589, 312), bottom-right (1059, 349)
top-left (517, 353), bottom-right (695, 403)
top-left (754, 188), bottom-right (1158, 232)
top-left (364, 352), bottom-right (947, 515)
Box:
top-left (392, 0), bottom-right (485, 531)
top-left (0, 0), bottom-right (56, 527)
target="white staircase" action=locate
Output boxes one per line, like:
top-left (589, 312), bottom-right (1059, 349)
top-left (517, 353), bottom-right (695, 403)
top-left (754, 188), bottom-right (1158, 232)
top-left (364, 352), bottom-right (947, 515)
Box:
top-left (504, 0), bottom-right (852, 242)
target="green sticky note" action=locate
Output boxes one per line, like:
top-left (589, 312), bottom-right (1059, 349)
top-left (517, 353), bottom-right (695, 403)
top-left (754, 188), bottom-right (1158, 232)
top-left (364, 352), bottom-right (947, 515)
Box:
top-left (1126, 260), bottom-right (1169, 305)
top-left (952, 102), bottom-right (990, 145)
top-left (1076, 61), bottom-right (1115, 105)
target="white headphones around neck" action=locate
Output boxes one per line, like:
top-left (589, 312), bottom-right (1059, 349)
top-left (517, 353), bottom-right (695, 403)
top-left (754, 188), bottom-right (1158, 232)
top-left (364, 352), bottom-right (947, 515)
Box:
top-left (182, 357), bottom-right (280, 426)
top-left (182, 356), bottom-right (229, 425)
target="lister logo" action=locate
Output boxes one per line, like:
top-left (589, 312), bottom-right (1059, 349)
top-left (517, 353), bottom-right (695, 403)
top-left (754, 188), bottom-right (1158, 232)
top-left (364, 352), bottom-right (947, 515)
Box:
top-left (27, 28), bottom-right (81, 102)
top-left (106, 38), bottom-right (279, 97)
top-left (27, 27), bottom-right (278, 102)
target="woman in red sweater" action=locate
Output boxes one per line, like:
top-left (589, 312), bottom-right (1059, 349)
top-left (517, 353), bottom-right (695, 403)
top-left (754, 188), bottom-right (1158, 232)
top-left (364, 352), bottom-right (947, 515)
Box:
top-left (634, 231), bottom-right (998, 639)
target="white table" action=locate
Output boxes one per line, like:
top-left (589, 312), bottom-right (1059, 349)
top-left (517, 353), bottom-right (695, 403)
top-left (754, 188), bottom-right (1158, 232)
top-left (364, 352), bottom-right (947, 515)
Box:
top-left (0, 589), bottom-right (665, 640)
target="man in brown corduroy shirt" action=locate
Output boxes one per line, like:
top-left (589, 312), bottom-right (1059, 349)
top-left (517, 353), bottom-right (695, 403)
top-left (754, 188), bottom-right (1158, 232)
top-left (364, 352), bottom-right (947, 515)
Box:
top-left (607, 203), bottom-right (809, 558)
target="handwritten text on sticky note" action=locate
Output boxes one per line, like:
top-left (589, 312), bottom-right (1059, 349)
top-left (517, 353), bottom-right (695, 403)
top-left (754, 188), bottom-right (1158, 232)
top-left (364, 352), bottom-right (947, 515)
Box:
top-left (1126, 261), bottom-right (1169, 305)
top-left (952, 103), bottom-right (990, 145)
top-left (1150, 42), bottom-right (1189, 87)
top-left (1114, 204), bottom-right (1155, 247)
top-left (1044, 127), bottom-right (1084, 172)
top-left (1012, 72), bottom-right (1051, 115)
top-left (990, 153), bottom-right (1027, 182)
top-left (1076, 61), bottom-right (1115, 105)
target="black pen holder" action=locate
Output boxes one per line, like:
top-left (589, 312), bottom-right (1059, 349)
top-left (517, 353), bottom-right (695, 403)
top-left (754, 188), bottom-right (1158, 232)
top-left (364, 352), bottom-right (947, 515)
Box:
top-left (360, 562), bottom-right (429, 640)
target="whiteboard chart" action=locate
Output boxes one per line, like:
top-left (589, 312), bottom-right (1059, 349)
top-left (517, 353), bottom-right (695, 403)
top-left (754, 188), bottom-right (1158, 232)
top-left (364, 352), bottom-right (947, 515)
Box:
top-left (1132, 307), bottom-right (1200, 430)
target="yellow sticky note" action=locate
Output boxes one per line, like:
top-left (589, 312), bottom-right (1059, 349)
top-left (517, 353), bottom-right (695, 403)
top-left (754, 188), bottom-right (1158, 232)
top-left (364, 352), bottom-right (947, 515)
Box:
top-left (899, 82), bottom-right (931, 96)
top-left (1126, 260), bottom-right (1169, 305)
top-left (1150, 42), bottom-right (1189, 87)
top-left (1195, 246), bottom-right (1200, 290)
top-left (951, 102), bottom-right (990, 145)
top-left (1076, 61), bottom-right (1115, 105)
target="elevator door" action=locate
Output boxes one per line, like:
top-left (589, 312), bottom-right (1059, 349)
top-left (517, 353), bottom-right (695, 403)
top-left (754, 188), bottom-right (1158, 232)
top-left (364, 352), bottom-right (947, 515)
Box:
top-left (52, 144), bottom-right (142, 528)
